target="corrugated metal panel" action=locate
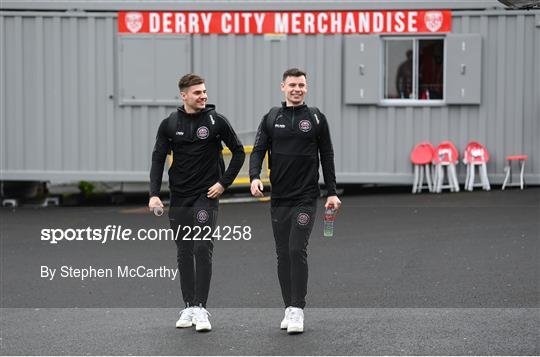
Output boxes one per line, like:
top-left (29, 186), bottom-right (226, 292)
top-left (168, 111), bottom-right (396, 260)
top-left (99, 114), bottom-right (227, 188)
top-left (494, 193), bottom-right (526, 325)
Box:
top-left (0, 10), bottom-right (538, 185)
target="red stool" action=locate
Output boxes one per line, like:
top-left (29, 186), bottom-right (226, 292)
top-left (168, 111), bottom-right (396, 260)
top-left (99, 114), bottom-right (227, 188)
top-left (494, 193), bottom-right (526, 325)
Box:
top-left (463, 141), bottom-right (490, 191)
top-left (410, 142), bottom-right (435, 193)
top-left (502, 155), bottom-right (528, 190)
top-left (434, 141), bottom-right (460, 193)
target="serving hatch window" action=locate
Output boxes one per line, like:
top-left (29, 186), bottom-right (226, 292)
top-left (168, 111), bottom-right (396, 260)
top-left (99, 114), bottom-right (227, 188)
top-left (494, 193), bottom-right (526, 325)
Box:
top-left (384, 38), bottom-right (444, 100)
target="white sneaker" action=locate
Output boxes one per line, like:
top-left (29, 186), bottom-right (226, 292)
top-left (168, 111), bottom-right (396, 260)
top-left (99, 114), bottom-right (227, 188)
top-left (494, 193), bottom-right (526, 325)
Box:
top-left (287, 307), bottom-right (304, 334)
top-left (193, 306), bottom-right (212, 332)
top-left (280, 307), bottom-right (293, 329)
top-left (175, 307), bottom-right (194, 328)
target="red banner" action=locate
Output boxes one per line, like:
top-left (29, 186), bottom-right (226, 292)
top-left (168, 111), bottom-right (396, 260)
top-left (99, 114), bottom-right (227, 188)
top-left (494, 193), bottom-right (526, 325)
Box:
top-left (118, 10), bottom-right (452, 34)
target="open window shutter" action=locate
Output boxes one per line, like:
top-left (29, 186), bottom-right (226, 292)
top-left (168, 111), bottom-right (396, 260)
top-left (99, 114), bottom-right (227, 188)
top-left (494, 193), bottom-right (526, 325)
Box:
top-left (445, 34), bottom-right (482, 104)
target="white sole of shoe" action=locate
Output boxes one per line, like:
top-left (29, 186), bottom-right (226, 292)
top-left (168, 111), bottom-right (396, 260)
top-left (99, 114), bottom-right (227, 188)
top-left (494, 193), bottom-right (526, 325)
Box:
top-left (287, 326), bottom-right (303, 334)
top-left (195, 324), bottom-right (211, 332)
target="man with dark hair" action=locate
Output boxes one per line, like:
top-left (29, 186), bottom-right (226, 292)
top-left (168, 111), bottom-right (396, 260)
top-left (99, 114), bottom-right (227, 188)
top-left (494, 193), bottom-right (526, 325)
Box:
top-left (249, 68), bottom-right (341, 334)
top-left (179, 74), bottom-right (201, 90)
top-left (396, 49), bottom-right (413, 98)
top-left (149, 73), bottom-right (245, 332)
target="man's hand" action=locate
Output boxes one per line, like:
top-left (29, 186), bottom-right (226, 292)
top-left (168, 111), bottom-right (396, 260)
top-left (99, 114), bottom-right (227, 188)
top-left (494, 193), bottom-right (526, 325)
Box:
top-left (250, 179), bottom-right (264, 197)
top-left (325, 195), bottom-right (341, 211)
top-left (149, 196), bottom-right (164, 210)
top-left (207, 182), bottom-right (225, 199)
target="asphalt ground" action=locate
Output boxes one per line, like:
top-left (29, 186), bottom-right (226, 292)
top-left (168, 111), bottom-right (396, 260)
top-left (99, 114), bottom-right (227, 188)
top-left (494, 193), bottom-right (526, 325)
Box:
top-left (1, 188), bottom-right (539, 355)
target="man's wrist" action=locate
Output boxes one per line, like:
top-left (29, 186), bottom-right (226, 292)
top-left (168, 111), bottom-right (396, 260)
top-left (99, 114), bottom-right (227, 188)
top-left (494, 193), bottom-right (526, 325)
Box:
top-left (217, 180), bottom-right (228, 189)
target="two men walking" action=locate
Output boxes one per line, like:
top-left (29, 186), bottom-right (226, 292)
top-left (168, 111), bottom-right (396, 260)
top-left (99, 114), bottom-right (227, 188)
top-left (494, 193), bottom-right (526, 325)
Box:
top-left (149, 69), bottom-right (340, 334)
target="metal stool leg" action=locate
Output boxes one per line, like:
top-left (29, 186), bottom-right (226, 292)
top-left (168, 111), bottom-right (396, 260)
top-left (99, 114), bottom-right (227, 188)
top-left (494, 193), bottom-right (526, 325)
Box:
top-left (502, 162), bottom-right (511, 190)
top-left (480, 162), bottom-right (490, 191)
top-left (412, 165), bottom-right (419, 193)
top-left (519, 159), bottom-right (526, 190)
top-left (449, 163), bottom-right (460, 192)
top-left (465, 163), bottom-right (471, 191)
top-left (468, 164), bottom-right (475, 191)
top-left (455, 164), bottom-right (461, 192)
top-left (418, 166), bottom-right (425, 192)
top-left (436, 164), bottom-right (444, 193)
top-left (446, 165), bottom-right (454, 192)
top-left (425, 164), bottom-right (433, 192)
top-left (432, 164), bottom-right (438, 192)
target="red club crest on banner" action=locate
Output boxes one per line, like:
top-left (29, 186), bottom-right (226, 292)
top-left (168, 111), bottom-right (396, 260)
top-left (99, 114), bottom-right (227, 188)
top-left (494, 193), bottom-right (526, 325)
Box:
top-left (424, 11), bottom-right (444, 32)
top-left (124, 12), bottom-right (144, 33)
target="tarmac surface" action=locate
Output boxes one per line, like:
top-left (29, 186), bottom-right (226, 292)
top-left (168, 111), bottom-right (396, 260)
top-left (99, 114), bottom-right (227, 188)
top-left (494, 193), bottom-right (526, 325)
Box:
top-left (1, 187), bottom-right (539, 355)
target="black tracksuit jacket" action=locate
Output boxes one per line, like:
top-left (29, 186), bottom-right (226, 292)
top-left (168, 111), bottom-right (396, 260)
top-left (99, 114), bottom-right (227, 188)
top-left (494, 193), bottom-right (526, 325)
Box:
top-left (249, 103), bottom-right (337, 201)
top-left (150, 104), bottom-right (245, 198)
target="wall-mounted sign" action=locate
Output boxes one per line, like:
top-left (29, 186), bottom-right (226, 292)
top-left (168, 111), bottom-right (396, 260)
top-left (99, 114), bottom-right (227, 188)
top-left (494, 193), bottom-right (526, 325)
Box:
top-left (118, 10), bottom-right (452, 34)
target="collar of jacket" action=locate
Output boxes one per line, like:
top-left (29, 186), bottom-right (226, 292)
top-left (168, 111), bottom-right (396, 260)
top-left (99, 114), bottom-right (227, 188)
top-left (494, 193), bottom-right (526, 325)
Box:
top-left (280, 101), bottom-right (307, 112)
top-left (177, 104), bottom-right (216, 118)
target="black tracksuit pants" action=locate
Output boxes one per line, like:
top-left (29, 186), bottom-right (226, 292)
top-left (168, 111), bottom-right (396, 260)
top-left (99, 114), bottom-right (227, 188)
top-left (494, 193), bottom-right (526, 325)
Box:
top-left (169, 193), bottom-right (218, 308)
top-left (270, 199), bottom-right (317, 309)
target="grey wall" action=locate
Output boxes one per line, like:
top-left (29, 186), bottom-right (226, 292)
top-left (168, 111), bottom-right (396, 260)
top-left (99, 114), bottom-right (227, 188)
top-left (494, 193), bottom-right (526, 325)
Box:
top-left (1, 8), bottom-right (539, 184)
